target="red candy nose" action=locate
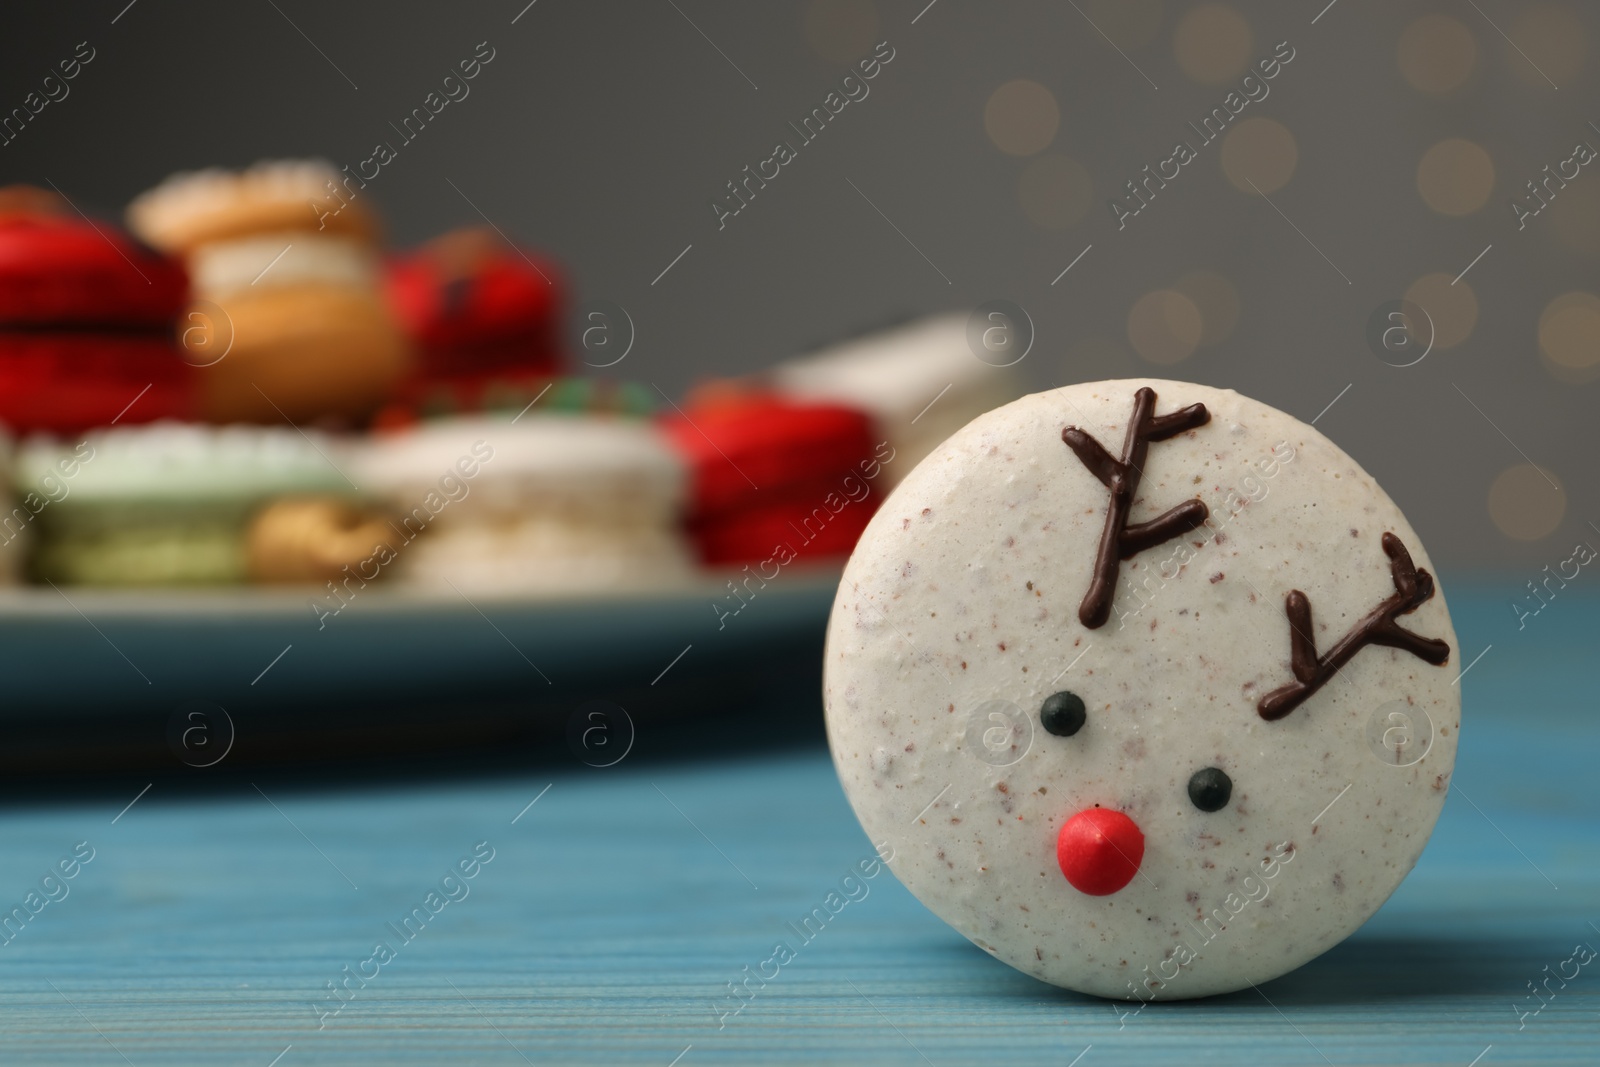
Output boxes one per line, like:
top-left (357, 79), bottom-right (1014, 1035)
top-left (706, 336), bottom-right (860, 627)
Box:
top-left (1057, 807), bottom-right (1145, 896)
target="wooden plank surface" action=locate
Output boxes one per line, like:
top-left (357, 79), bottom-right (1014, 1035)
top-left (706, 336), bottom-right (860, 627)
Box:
top-left (0, 582), bottom-right (1594, 1065)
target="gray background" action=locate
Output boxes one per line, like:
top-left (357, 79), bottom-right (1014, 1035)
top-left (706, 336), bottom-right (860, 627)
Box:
top-left (4, 0), bottom-right (1593, 570)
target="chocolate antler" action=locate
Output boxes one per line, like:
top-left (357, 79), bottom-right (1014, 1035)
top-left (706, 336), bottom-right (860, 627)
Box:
top-left (1063, 387), bottom-right (1211, 629)
top-left (1258, 532), bottom-right (1451, 721)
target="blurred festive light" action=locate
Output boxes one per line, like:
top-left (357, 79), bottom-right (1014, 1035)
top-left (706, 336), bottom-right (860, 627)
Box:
top-left (1398, 15), bottom-right (1478, 95)
top-left (1489, 463), bottom-right (1565, 541)
top-left (1128, 289), bottom-right (1203, 365)
top-left (1174, 4), bottom-right (1253, 85)
top-left (1221, 117), bottom-right (1297, 195)
top-left (1546, 181), bottom-right (1600, 255)
top-left (1418, 139), bottom-right (1495, 215)
top-left (1539, 291), bottom-right (1600, 369)
top-left (985, 79), bottom-right (1060, 157)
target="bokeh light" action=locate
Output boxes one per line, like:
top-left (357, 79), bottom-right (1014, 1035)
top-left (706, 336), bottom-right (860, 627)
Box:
top-left (1488, 463), bottom-right (1565, 541)
top-left (985, 79), bottom-right (1060, 157)
top-left (1128, 289), bottom-right (1203, 365)
top-left (1221, 118), bottom-right (1298, 195)
top-left (1546, 181), bottom-right (1600, 255)
top-left (1174, 4), bottom-right (1253, 85)
top-left (1539, 292), bottom-right (1600, 369)
top-left (1417, 139), bottom-right (1495, 215)
top-left (1398, 15), bottom-right (1478, 94)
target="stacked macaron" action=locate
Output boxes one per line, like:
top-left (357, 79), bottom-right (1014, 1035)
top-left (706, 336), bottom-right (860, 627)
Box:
top-left (17, 424), bottom-right (358, 585)
top-left (771, 314), bottom-right (1022, 487)
top-left (352, 405), bottom-right (692, 595)
top-left (0, 163), bottom-right (1012, 595)
top-left (385, 226), bottom-right (566, 411)
top-left (0, 185), bottom-right (193, 435)
top-left (127, 161), bottom-right (410, 425)
top-left (658, 387), bottom-right (887, 566)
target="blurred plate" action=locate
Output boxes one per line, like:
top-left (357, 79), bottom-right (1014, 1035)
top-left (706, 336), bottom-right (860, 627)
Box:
top-left (0, 567), bottom-right (842, 718)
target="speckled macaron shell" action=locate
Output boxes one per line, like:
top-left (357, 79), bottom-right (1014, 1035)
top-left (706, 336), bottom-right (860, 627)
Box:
top-left (823, 379), bottom-right (1460, 1000)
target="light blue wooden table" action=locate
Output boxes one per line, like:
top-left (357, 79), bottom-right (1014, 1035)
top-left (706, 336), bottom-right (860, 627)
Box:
top-left (0, 581), bottom-right (1594, 1065)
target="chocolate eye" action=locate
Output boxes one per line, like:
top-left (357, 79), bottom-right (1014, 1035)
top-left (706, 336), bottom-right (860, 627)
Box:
top-left (1187, 767), bottom-right (1232, 812)
top-left (1040, 691), bottom-right (1087, 737)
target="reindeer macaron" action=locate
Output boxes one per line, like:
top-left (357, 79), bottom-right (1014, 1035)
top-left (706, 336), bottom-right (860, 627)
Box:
top-left (824, 380), bottom-right (1459, 999)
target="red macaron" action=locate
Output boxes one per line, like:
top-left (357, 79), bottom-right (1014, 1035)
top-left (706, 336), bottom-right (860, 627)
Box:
top-left (0, 189), bottom-right (194, 434)
top-left (658, 388), bottom-right (883, 566)
top-left (386, 226), bottom-right (566, 408)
